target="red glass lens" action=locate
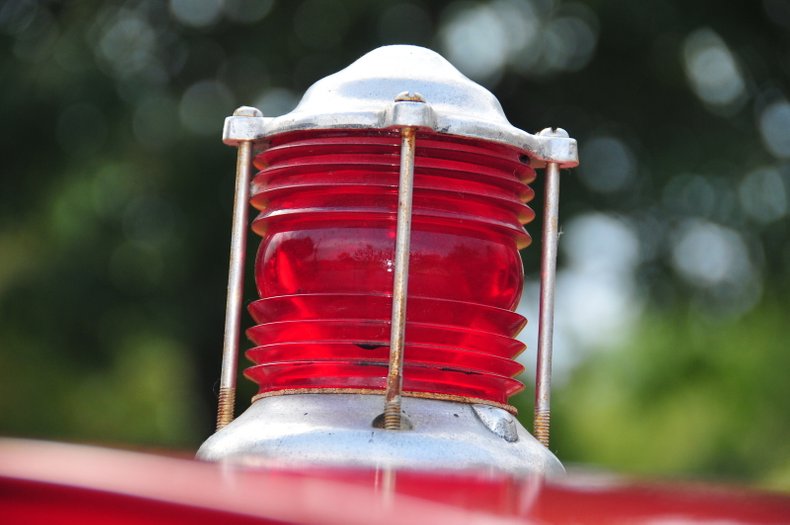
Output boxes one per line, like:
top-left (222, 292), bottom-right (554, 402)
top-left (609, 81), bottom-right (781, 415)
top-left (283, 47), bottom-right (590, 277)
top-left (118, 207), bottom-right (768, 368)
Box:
top-left (246, 320), bottom-right (525, 358)
top-left (247, 130), bottom-right (535, 407)
top-left (248, 294), bottom-right (527, 336)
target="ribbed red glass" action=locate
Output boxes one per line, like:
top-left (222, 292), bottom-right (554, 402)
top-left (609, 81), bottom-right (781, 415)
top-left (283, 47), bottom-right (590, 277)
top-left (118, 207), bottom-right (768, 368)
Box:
top-left (245, 130), bottom-right (536, 406)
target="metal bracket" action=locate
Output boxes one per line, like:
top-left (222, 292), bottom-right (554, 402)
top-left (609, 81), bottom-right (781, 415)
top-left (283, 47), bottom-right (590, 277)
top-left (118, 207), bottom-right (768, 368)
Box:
top-left (222, 106), bottom-right (267, 146)
top-left (383, 91), bottom-right (437, 130)
top-left (528, 128), bottom-right (577, 168)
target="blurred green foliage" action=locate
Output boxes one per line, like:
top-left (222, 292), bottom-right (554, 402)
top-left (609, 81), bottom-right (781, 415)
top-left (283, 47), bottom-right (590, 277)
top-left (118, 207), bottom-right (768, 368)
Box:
top-left (0, 0), bottom-right (788, 491)
top-left (539, 296), bottom-right (790, 491)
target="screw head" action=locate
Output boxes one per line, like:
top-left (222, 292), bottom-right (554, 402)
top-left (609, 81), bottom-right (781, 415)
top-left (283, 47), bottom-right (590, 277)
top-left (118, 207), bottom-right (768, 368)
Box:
top-left (395, 91), bottom-right (426, 103)
top-left (538, 127), bottom-right (570, 139)
top-left (233, 106), bottom-right (263, 117)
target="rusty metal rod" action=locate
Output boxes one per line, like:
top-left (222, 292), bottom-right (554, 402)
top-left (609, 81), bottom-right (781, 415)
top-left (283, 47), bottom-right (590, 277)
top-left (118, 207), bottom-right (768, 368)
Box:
top-left (217, 139), bottom-right (253, 431)
top-left (383, 127), bottom-right (417, 431)
top-left (534, 160), bottom-right (561, 447)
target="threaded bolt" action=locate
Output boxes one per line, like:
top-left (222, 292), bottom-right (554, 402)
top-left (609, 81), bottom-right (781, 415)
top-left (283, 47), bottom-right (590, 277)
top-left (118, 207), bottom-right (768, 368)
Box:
top-left (216, 387), bottom-right (236, 430)
top-left (383, 400), bottom-right (402, 430)
top-left (534, 408), bottom-right (550, 447)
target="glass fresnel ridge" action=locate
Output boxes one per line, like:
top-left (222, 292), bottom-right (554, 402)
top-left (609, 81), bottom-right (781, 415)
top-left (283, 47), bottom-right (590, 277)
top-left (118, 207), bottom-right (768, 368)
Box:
top-left (198, 45), bottom-right (578, 475)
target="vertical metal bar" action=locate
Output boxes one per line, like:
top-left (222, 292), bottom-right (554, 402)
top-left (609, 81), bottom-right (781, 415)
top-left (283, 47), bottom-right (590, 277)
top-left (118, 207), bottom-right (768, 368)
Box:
top-left (534, 161), bottom-right (561, 447)
top-left (383, 127), bottom-right (417, 431)
top-left (217, 140), bottom-right (253, 431)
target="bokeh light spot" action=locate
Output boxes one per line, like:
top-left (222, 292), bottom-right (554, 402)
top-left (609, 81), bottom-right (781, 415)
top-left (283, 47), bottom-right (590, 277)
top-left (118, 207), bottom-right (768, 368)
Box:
top-left (578, 136), bottom-right (636, 193)
top-left (254, 87), bottom-right (299, 117)
top-left (0, 0), bottom-right (38, 35)
top-left (541, 10), bottom-right (598, 73)
top-left (758, 100), bottom-right (790, 159)
top-left (682, 28), bottom-right (746, 113)
top-left (738, 166), bottom-right (788, 224)
top-left (96, 9), bottom-right (159, 80)
top-left (663, 174), bottom-right (717, 218)
top-left (179, 80), bottom-right (234, 135)
top-left (12, 6), bottom-right (58, 63)
top-left (170, 0), bottom-right (224, 28)
top-left (671, 220), bottom-right (751, 288)
top-left (441, 0), bottom-right (598, 82)
top-left (518, 213), bottom-right (642, 380)
top-left (224, 0), bottom-right (274, 24)
top-left (439, 2), bottom-right (510, 82)
top-left (562, 213), bottom-right (641, 273)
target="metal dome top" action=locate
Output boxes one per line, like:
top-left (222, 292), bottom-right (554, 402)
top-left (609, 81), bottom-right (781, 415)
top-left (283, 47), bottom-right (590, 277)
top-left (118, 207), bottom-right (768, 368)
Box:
top-left (275, 45), bottom-right (511, 136)
top-left (223, 45), bottom-right (578, 168)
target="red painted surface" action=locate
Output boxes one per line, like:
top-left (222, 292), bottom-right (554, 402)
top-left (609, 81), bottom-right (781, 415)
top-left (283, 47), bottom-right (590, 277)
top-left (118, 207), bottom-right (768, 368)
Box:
top-left (2, 440), bottom-right (789, 525)
top-left (245, 131), bottom-right (536, 405)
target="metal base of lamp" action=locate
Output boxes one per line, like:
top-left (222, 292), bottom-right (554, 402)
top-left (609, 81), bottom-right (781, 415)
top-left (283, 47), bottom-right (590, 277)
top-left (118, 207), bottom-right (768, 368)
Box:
top-left (197, 394), bottom-right (564, 476)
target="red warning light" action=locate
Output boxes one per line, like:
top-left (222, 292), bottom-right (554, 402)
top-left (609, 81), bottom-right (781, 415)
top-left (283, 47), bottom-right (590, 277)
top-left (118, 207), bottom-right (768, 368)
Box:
top-left (245, 130), bottom-right (536, 408)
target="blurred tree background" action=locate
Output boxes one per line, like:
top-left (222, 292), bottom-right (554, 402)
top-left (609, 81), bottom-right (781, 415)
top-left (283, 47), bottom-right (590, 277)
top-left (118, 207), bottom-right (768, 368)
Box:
top-left (1, 0), bottom-right (788, 491)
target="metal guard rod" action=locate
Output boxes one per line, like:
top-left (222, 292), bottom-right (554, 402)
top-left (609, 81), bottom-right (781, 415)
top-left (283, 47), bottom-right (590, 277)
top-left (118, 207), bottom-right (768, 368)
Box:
top-left (217, 138), bottom-right (253, 431)
top-left (383, 125), bottom-right (418, 431)
top-left (534, 159), bottom-right (561, 447)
